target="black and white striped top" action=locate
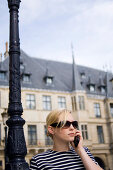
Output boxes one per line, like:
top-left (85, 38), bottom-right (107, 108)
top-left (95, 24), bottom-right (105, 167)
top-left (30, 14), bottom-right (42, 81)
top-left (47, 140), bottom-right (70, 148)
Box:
top-left (30, 147), bottom-right (97, 170)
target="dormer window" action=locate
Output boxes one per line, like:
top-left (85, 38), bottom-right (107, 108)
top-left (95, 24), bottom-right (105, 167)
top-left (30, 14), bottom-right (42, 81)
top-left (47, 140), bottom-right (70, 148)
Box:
top-left (20, 63), bottom-right (25, 70)
top-left (0, 71), bottom-right (6, 80)
top-left (46, 77), bottom-right (53, 85)
top-left (87, 76), bottom-right (95, 92)
top-left (22, 74), bottom-right (30, 83)
top-left (44, 76), bottom-right (53, 85)
top-left (20, 63), bottom-right (25, 75)
top-left (89, 85), bottom-right (95, 92)
top-left (81, 72), bottom-right (86, 79)
top-left (100, 86), bottom-right (106, 93)
top-left (98, 77), bottom-right (106, 94)
top-left (44, 68), bottom-right (54, 86)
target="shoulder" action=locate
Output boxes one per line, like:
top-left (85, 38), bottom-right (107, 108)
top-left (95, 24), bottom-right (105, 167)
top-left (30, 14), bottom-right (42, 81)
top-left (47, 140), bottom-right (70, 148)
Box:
top-left (32, 150), bottom-right (51, 160)
top-left (30, 150), bottom-right (51, 169)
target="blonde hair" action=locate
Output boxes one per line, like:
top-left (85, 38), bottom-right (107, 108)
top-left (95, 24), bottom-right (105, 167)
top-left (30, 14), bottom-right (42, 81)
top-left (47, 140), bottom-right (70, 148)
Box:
top-left (46, 109), bottom-right (71, 137)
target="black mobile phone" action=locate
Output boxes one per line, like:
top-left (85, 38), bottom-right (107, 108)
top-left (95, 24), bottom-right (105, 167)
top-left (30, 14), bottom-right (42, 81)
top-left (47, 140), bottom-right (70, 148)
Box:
top-left (73, 125), bottom-right (80, 147)
top-left (74, 135), bottom-right (80, 147)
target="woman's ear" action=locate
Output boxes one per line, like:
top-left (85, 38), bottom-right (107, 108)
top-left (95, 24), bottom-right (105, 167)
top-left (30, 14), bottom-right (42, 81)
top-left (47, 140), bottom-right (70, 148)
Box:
top-left (48, 126), bottom-right (55, 136)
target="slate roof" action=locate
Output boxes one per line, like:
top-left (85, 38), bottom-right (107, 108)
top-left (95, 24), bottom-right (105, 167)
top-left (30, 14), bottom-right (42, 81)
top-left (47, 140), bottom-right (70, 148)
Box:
top-left (0, 50), bottom-right (113, 97)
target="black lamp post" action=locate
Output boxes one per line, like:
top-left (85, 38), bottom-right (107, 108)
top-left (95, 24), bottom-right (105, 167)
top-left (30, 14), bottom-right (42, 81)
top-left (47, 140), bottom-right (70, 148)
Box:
top-left (1, 109), bottom-right (8, 170)
top-left (6, 0), bottom-right (29, 169)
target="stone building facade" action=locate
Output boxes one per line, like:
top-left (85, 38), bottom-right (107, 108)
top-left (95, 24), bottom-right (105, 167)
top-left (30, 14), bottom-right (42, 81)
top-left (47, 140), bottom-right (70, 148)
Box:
top-left (0, 49), bottom-right (113, 169)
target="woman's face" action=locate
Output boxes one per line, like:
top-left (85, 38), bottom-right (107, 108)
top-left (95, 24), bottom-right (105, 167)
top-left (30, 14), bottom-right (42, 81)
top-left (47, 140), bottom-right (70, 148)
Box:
top-left (53, 113), bottom-right (77, 143)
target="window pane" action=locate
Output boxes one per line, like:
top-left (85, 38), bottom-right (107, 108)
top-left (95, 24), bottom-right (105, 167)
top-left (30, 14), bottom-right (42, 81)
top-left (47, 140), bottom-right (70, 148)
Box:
top-left (94, 103), bottom-right (101, 117)
top-left (78, 96), bottom-right (85, 110)
top-left (23, 75), bottom-right (30, 82)
top-left (101, 87), bottom-right (105, 93)
top-left (0, 72), bottom-right (6, 80)
top-left (0, 160), bottom-right (2, 166)
top-left (97, 126), bottom-right (104, 143)
top-left (43, 96), bottom-right (51, 110)
top-left (0, 124), bottom-right (1, 145)
top-left (28, 125), bottom-right (37, 145)
top-left (110, 103), bottom-right (113, 117)
top-left (90, 85), bottom-right (95, 92)
top-left (81, 125), bottom-right (88, 140)
top-left (58, 97), bottom-right (66, 109)
top-left (26, 94), bottom-right (36, 109)
top-left (71, 96), bottom-right (77, 111)
top-left (46, 77), bottom-right (53, 85)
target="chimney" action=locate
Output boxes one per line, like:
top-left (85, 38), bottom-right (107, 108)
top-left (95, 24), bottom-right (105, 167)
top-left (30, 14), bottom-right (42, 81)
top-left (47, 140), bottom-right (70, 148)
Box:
top-left (4, 41), bottom-right (9, 59)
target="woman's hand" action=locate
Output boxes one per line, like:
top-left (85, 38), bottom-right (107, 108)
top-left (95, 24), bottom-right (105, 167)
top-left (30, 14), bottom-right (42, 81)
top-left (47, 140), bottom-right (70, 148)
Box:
top-left (70, 130), bottom-right (83, 154)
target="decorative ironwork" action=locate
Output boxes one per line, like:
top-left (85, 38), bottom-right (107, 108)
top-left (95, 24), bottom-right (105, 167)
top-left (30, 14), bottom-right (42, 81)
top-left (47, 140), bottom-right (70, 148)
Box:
top-left (6, 0), bottom-right (29, 169)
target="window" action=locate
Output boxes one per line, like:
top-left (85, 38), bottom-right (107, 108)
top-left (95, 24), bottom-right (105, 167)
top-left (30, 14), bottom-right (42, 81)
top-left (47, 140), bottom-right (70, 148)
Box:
top-left (89, 85), bottom-right (95, 92)
top-left (81, 73), bottom-right (86, 79)
top-left (0, 124), bottom-right (1, 145)
top-left (58, 97), bottom-right (66, 109)
top-left (46, 77), bottom-right (53, 85)
top-left (0, 91), bottom-right (1, 106)
top-left (94, 103), bottom-right (101, 117)
top-left (78, 96), bottom-right (85, 110)
top-left (28, 125), bottom-right (37, 145)
top-left (101, 87), bottom-right (105, 93)
top-left (81, 125), bottom-right (88, 140)
top-left (71, 96), bottom-right (77, 111)
top-left (22, 74), bottom-right (30, 82)
top-left (0, 72), bottom-right (6, 80)
top-left (110, 103), bottom-right (113, 117)
top-left (0, 160), bottom-right (2, 167)
top-left (97, 126), bottom-right (104, 143)
top-left (44, 125), bottom-right (53, 146)
top-left (26, 94), bottom-right (36, 109)
top-left (43, 96), bottom-right (51, 110)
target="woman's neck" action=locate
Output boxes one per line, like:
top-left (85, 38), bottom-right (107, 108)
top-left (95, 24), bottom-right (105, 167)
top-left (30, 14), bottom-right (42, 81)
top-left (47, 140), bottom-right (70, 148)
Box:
top-left (52, 141), bottom-right (70, 152)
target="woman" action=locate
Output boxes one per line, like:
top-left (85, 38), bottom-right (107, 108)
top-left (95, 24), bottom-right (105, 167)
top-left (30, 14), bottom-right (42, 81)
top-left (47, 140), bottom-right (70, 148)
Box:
top-left (30, 109), bottom-right (103, 170)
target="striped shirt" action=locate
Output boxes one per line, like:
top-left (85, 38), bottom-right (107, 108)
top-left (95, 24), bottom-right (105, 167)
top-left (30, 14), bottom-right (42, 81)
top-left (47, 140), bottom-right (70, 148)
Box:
top-left (30, 147), bottom-right (97, 170)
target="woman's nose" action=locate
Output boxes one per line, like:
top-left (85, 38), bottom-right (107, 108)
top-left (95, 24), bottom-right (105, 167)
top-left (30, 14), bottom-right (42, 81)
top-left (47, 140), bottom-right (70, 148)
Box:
top-left (69, 124), bottom-right (75, 129)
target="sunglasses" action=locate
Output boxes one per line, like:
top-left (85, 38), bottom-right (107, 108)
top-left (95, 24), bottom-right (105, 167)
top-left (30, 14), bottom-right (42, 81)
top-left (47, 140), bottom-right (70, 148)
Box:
top-left (50, 120), bottom-right (78, 129)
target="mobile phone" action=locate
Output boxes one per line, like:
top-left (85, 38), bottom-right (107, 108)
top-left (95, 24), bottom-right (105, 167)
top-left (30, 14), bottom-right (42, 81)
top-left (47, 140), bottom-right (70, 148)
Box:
top-left (74, 135), bottom-right (80, 147)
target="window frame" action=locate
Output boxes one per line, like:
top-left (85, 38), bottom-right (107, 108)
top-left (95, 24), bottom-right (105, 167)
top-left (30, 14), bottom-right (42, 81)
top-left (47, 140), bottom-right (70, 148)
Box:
top-left (89, 85), bottom-right (95, 92)
top-left (0, 71), bottom-right (6, 80)
top-left (28, 125), bottom-right (37, 145)
top-left (78, 96), bottom-right (85, 110)
top-left (81, 124), bottom-right (88, 140)
top-left (71, 96), bottom-right (77, 111)
top-left (43, 95), bottom-right (51, 110)
top-left (94, 103), bottom-right (101, 118)
top-left (58, 96), bottom-right (66, 109)
top-left (0, 123), bottom-right (2, 146)
top-left (22, 74), bottom-right (30, 83)
top-left (26, 94), bottom-right (36, 110)
top-left (110, 103), bottom-right (113, 117)
top-left (97, 126), bottom-right (104, 143)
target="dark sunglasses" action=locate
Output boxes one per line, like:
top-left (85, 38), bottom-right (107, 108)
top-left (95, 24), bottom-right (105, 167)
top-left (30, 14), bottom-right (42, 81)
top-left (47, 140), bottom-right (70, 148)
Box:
top-left (50, 121), bottom-right (78, 129)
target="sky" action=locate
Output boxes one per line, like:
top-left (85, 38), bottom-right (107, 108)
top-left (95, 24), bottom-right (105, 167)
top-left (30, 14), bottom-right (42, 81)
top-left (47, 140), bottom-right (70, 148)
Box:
top-left (0, 0), bottom-right (113, 72)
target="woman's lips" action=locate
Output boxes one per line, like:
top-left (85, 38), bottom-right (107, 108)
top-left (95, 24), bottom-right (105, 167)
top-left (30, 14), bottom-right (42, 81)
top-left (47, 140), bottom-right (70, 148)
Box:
top-left (68, 133), bottom-right (75, 136)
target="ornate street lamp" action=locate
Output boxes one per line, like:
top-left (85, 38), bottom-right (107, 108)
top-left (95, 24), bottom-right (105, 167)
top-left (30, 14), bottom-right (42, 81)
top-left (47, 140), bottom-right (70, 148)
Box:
top-left (6, 0), bottom-right (29, 169)
top-left (1, 108), bottom-right (8, 170)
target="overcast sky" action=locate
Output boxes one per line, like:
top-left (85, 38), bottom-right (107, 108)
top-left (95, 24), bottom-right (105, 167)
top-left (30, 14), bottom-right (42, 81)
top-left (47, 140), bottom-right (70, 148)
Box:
top-left (0, 0), bottom-right (113, 72)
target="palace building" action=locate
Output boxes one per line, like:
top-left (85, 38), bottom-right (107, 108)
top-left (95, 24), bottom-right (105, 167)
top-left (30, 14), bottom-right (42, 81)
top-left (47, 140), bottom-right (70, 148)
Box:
top-left (0, 47), bottom-right (113, 169)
